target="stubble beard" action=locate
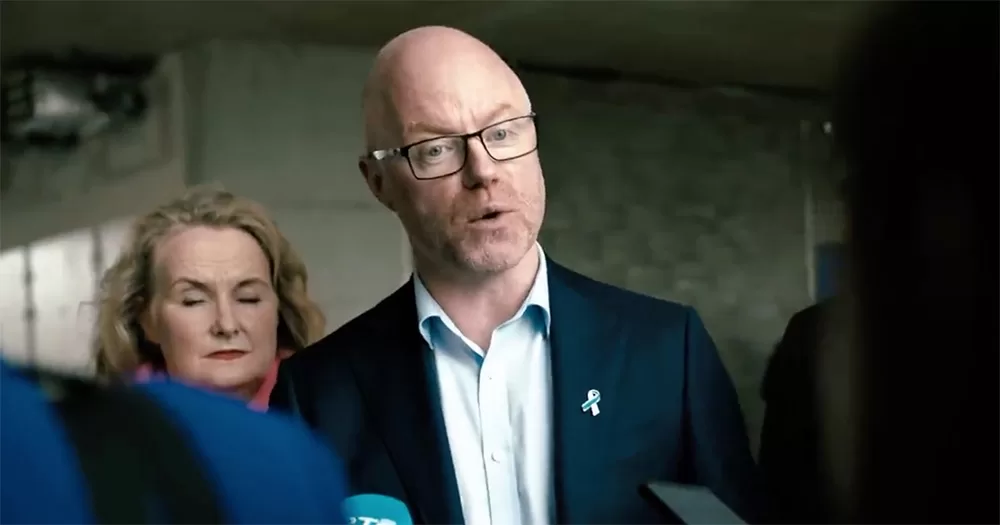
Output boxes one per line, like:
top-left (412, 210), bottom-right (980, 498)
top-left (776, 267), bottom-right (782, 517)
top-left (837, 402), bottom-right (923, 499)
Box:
top-left (409, 178), bottom-right (546, 281)
top-left (448, 222), bottom-right (532, 276)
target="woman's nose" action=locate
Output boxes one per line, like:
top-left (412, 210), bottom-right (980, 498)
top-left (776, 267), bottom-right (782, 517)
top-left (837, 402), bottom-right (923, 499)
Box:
top-left (211, 300), bottom-right (239, 336)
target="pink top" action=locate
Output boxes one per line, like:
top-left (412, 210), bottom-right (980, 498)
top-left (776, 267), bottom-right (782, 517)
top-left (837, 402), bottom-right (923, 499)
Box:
top-left (134, 350), bottom-right (291, 411)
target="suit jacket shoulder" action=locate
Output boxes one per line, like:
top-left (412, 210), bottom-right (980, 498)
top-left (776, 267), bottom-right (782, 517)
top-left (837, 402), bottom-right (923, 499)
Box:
top-left (272, 281), bottom-right (417, 421)
top-left (761, 301), bottom-right (832, 402)
top-left (284, 282), bottom-right (415, 369)
top-left (549, 262), bottom-right (695, 331)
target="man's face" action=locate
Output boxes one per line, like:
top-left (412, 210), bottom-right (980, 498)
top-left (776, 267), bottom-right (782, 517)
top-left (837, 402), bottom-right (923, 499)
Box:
top-left (365, 58), bottom-right (546, 278)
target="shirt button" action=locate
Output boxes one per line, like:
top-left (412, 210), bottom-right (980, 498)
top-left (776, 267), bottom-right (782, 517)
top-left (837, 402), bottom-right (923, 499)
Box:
top-left (490, 451), bottom-right (501, 463)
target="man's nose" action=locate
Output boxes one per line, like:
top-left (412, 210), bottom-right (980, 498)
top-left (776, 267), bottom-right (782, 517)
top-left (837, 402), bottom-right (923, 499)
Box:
top-left (461, 138), bottom-right (500, 188)
top-left (211, 299), bottom-right (239, 337)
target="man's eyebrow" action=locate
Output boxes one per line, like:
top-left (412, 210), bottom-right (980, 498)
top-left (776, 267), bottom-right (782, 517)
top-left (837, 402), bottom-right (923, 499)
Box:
top-left (403, 103), bottom-right (519, 138)
top-left (481, 103), bottom-right (518, 125)
top-left (403, 120), bottom-right (454, 137)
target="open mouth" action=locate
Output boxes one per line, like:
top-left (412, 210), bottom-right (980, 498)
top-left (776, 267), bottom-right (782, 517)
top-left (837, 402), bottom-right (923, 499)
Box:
top-left (472, 209), bottom-right (509, 222)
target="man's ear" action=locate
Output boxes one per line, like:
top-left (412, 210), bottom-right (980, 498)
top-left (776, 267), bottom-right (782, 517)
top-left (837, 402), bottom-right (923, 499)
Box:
top-left (359, 160), bottom-right (396, 212)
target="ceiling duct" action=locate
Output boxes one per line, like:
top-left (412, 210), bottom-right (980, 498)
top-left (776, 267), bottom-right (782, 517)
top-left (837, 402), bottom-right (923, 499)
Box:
top-left (1, 50), bottom-right (157, 149)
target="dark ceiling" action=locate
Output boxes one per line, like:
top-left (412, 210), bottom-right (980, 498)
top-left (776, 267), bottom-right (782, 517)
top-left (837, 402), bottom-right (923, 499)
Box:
top-left (1, 1), bottom-right (876, 92)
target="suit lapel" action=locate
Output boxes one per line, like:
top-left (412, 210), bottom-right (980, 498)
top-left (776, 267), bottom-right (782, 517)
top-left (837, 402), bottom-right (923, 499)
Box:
top-left (348, 281), bottom-right (462, 524)
top-left (547, 263), bottom-right (631, 522)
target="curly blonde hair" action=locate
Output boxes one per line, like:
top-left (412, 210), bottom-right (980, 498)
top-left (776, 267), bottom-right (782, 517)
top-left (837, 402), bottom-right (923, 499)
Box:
top-left (93, 187), bottom-right (325, 379)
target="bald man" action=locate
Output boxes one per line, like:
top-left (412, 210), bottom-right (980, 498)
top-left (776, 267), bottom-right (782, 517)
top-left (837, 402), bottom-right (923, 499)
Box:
top-left (272, 26), bottom-right (761, 525)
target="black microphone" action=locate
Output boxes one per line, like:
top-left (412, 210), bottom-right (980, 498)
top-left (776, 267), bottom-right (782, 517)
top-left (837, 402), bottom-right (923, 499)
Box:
top-left (639, 481), bottom-right (747, 525)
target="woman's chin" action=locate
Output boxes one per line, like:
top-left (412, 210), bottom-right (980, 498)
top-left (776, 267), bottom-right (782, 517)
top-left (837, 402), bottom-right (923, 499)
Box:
top-left (200, 373), bottom-right (261, 401)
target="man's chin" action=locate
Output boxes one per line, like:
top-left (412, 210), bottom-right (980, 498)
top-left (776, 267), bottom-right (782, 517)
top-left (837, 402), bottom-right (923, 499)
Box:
top-left (454, 239), bottom-right (533, 275)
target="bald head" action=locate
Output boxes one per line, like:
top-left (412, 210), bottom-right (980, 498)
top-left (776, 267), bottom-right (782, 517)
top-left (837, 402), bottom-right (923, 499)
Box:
top-left (358, 27), bottom-right (546, 281)
top-left (361, 26), bottom-right (530, 152)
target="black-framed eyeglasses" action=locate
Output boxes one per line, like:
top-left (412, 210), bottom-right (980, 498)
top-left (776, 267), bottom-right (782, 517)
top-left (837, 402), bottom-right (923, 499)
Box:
top-left (363, 113), bottom-right (538, 180)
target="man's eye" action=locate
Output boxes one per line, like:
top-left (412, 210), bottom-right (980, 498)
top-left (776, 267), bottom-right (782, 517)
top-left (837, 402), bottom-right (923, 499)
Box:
top-left (415, 139), bottom-right (457, 161)
top-left (488, 128), bottom-right (509, 141)
top-left (420, 142), bottom-right (453, 158)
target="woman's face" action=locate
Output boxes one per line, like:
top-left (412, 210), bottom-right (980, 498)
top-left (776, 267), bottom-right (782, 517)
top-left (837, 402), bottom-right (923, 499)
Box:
top-left (141, 225), bottom-right (280, 396)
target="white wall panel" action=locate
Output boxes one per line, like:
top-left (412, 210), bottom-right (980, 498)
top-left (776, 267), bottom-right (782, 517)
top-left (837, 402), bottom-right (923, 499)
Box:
top-left (28, 228), bottom-right (97, 373)
top-left (97, 216), bottom-right (136, 274)
top-left (0, 248), bottom-right (29, 364)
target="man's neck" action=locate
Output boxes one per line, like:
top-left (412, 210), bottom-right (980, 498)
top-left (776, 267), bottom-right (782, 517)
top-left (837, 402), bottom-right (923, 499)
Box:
top-left (416, 247), bottom-right (540, 350)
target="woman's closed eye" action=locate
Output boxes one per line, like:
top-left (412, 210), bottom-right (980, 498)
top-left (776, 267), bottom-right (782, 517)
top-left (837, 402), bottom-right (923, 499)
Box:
top-left (179, 295), bottom-right (261, 306)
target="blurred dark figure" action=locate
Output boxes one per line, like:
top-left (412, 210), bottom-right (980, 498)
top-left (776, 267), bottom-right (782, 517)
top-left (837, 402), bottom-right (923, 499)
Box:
top-left (830, 1), bottom-right (998, 523)
top-left (759, 299), bottom-right (835, 523)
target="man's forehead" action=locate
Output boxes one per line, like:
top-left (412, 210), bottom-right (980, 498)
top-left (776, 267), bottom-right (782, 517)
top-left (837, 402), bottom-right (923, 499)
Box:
top-left (364, 27), bottom-right (530, 145)
top-left (388, 72), bottom-right (528, 130)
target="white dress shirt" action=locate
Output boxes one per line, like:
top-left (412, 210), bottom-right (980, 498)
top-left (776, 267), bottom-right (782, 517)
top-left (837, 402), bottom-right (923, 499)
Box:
top-left (414, 244), bottom-right (552, 525)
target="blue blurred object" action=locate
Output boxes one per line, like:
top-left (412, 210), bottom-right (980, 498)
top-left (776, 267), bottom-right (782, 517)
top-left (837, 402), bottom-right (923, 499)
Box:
top-left (342, 494), bottom-right (415, 525)
top-left (0, 360), bottom-right (347, 524)
top-left (815, 242), bottom-right (845, 302)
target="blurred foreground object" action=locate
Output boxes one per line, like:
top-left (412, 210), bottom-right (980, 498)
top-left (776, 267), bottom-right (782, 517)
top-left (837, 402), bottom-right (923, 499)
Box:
top-left (0, 360), bottom-right (347, 524)
top-left (759, 300), bottom-right (836, 523)
top-left (826, 1), bottom-right (999, 523)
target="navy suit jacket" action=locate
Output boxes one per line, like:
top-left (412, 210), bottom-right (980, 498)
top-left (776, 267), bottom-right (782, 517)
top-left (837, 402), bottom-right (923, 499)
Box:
top-left (271, 261), bottom-right (761, 524)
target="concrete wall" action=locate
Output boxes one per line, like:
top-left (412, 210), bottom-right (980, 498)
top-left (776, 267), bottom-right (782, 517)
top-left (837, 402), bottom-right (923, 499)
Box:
top-left (0, 40), bottom-right (841, 447)
top-left (0, 54), bottom-right (189, 372)
top-left (527, 74), bottom-right (839, 445)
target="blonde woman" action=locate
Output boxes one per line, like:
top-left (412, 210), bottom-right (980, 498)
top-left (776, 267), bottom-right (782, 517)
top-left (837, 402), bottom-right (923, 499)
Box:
top-left (93, 187), bottom-right (325, 410)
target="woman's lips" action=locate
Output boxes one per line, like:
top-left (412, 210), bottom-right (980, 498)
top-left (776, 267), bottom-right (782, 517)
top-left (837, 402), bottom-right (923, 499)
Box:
top-left (207, 350), bottom-right (248, 361)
